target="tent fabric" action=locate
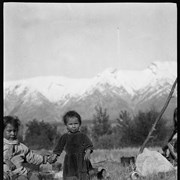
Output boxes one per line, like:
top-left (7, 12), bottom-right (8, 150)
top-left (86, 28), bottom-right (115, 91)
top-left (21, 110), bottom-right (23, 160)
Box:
top-left (135, 148), bottom-right (175, 176)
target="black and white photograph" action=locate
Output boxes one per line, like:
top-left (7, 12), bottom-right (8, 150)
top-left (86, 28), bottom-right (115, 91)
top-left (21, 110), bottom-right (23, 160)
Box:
top-left (3, 3), bottom-right (177, 180)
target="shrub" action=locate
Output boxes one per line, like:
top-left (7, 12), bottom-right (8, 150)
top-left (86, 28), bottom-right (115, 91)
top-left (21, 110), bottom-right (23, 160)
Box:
top-left (116, 108), bottom-right (169, 147)
top-left (24, 119), bottom-right (58, 150)
top-left (91, 106), bottom-right (112, 142)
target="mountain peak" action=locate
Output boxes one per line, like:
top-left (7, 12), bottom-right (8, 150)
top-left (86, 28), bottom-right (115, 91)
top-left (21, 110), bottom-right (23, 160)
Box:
top-left (4, 61), bottom-right (177, 122)
top-left (103, 67), bottom-right (118, 74)
top-left (147, 61), bottom-right (177, 75)
top-left (96, 67), bottom-right (118, 78)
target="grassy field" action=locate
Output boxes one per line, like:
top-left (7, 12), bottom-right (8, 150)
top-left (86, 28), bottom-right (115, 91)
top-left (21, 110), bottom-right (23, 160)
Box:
top-left (29, 147), bottom-right (177, 180)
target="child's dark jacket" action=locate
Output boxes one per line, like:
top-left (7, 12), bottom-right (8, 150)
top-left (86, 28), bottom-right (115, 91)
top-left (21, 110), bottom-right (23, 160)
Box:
top-left (53, 131), bottom-right (93, 179)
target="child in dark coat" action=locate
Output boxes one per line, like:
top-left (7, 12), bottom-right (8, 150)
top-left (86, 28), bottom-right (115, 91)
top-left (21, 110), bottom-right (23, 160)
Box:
top-left (49, 111), bottom-right (93, 180)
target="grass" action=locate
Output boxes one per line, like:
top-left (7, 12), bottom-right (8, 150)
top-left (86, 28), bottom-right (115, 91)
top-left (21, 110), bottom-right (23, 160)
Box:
top-left (28, 147), bottom-right (177, 180)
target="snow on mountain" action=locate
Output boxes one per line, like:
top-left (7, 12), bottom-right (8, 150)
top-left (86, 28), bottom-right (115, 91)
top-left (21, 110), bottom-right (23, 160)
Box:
top-left (90, 61), bottom-right (176, 97)
top-left (4, 61), bottom-right (177, 100)
top-left (4, 61), bottom-right (177, 122)
top-left (4, 76), bottom-right (93, 103)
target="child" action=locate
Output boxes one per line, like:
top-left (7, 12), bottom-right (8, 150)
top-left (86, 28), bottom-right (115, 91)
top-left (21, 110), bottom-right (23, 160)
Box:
top-left (3, 116), bottom-right (48, 180)
top-left (162, 107), bottom-right (177, 165)
top-left (49, 110), bottom-right (93, 180)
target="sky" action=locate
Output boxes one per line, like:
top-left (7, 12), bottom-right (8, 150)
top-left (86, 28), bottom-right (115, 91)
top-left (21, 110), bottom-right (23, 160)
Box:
top-left (4, 3), bottom-right (177, 82)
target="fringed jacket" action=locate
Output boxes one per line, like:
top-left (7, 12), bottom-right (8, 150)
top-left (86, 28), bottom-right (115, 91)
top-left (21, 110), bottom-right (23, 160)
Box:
top-left (3, 138), bottom-right (44, 176)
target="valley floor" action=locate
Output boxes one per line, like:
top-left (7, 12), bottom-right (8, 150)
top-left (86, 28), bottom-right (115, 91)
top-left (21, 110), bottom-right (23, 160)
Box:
top-left (29, 147), bottom-right (177, 180)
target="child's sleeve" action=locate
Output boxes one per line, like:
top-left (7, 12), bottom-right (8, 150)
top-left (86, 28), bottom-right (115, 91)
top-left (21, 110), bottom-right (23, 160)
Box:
top-left (3, 144), bottom-right (13, 162)
top-left (83, 134), bottom-right (93, 153)
top-left (22, 144), bottom-right (44, 165)
top-left (53, 134), bottom-right (67, 156)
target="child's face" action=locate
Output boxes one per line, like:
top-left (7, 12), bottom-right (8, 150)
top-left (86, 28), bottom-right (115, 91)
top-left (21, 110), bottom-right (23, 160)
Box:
top-left (4, 123), bottom-right (18, 140)
top-left (66, 117), bottom-right (80, 133)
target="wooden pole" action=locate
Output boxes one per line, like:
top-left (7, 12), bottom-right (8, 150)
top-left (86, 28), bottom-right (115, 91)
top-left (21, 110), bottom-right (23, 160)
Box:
top-left (138, 78), bottom-right (177, 154)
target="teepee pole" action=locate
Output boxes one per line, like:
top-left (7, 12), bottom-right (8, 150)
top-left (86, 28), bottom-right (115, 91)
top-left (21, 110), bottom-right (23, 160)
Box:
top-left (138, 78), bottom-right (177, 154)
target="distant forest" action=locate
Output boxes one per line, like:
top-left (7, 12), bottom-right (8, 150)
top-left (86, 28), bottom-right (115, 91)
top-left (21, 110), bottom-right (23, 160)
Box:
top-left (19, 106), bottom-right (174, 150)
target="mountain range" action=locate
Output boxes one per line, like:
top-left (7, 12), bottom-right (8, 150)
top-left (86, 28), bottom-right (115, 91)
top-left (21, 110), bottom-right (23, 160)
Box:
top-left (4, 61), bottom-right (177, 124)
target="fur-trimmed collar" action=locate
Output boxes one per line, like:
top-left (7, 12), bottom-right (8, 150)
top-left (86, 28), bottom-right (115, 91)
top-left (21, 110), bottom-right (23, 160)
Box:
top-left (4, 138), bottom-right (19, 145)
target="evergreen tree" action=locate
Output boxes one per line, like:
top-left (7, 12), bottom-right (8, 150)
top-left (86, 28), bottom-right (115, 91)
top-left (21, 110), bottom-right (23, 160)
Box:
top-left (24, 119), bottom-right (58, 150)
top-left (92, 106), bottom-right (112, 141)
top-left (116, 110), bottom-right (135, 146)
top-left (117, 108), bottom-right (169, 147)
top-left (133, 108), bottom-right (168, 146)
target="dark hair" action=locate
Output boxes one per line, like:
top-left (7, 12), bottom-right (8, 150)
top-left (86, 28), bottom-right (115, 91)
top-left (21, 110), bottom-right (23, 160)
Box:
top-left (63, 111), bottom-right (81, 125)
top-left (3, 116), bottom-right (21, 131)
top-left (173, 107), bottom-right (177, 129)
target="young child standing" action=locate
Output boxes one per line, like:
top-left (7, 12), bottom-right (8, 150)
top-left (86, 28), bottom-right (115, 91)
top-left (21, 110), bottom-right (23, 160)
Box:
top-left (3, 116), bottom-right (48, 180)
top-left (49, 110), bottom-right (93, 180)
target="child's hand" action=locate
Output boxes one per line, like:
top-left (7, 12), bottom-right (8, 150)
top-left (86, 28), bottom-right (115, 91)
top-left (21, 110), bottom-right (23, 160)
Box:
top-left (47, 154), bottom-right (58, 164)
top-left (5, 159), bottom-right (16, 171)
top-left (84, 149), bottom-right (91, 160)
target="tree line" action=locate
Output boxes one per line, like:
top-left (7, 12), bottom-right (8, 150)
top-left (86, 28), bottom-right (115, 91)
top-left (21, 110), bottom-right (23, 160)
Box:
top-left (20, 106), bottom-right (173, 150)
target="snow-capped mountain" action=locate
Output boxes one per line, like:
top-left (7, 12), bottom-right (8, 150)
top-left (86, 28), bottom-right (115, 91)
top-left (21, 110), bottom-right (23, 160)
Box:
top-left (4, 61), bottom-right (177, 123)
